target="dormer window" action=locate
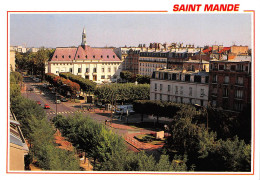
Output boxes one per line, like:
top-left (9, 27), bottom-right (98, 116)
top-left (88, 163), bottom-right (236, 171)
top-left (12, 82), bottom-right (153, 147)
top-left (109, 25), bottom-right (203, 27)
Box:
top-left (113, 55), bottom-right (115, 58)
top-left (93, 55), bottom-right (95, 58)
top-left (101, 55), bottom-right (103, 58)
top-left (85, 55), bottom-right (88, 58)
top-left (62, 55), bottom-right (64, 58)
top-left (107, 55), bottom-right (109, 58)
top-left (69, 55), bottom-right (71, 58)
top-left (78, 55), bottom-right (80, 58)
top-left (55, 55), bottom-right (58, 58)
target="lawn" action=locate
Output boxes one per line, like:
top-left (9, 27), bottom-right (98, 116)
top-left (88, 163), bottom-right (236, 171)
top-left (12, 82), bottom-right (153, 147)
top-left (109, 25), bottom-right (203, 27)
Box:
top-left (134, 133), bottom-right (165, 145)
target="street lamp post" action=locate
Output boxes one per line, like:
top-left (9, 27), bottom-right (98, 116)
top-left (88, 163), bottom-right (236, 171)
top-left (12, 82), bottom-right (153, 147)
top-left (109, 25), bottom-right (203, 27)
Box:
top-left (126, 109), bottom-right (129, 124)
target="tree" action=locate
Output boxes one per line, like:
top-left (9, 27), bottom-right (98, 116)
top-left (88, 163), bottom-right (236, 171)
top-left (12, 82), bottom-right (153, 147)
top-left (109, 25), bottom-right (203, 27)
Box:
top-left (95, 83), bottom-right (150, 104)
top-left (136, 74), bottom-right (150, 84)
top-left (59, 72), bottom-right (96, 95)
top-left (120, 71), bottom-right (135, 82)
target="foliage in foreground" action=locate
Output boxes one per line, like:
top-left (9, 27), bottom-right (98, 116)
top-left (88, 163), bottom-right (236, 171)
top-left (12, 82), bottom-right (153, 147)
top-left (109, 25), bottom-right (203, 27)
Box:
top-left (52, 113), bottom-right (187, 171)
top-left (166, 106), bottom-right (251, 172)
top-left (10, 72), bottom-right (80, 171)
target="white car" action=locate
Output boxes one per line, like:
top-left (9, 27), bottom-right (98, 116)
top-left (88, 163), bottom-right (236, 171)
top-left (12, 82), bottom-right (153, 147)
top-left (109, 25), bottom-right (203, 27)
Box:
top-left (115, 105), bottom-right (135, 115)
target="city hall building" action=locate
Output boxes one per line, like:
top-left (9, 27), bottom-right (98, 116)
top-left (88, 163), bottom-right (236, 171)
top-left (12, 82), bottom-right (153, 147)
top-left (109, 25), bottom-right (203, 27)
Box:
top-left (45, 28), bottom-right (122, 83)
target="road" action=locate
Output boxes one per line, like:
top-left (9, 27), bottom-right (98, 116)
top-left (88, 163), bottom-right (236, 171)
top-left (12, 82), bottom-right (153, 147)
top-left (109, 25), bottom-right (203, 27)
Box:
top-left (22, 77), bottom-right (165, 155)
top-left (22, 76), bottom-right (132, 136)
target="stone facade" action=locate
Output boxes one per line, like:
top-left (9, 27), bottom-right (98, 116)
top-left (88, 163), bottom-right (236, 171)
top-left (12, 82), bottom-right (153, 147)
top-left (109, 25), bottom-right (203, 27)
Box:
top-left (150, 69), bottom-right (209, 107)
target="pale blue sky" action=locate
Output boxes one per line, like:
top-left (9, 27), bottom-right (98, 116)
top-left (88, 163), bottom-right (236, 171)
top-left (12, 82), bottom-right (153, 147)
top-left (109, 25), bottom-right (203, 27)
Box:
top-left (10, 14), bottom-right (251, 48)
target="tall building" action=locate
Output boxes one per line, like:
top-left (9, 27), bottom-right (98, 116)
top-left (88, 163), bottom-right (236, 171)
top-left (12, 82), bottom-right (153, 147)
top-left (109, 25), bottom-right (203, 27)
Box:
top-left (46, 28), bottom-right (122, 83)
top-left (208, 56), bottom-right (251, 111)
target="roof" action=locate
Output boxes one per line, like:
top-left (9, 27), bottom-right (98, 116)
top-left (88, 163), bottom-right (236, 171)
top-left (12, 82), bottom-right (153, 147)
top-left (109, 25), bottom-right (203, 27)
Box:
top-left (203, 47), bottom-right (212, 53)
top-left (51, 45), bottom-right (121, 62)
top-left (155, 69), bottom-right (209, 76)
top-left (218, 47), bottom-right (231, 53)
top-left (184, 60), bottom-right (209, 64)
top-left (51, 47), bottom-right (77, 61)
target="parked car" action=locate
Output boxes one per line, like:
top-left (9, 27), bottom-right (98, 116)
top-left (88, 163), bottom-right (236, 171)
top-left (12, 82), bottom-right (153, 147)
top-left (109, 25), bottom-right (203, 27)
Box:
top-left (34, 78), bottom-right (40, 82)
top-left (43, 84), bottom-right (48, 88)
top-left (44, 104), bottom-right (50, 109)
top-left (55, 100), bottom-right (61, 104)
top-left (61, 97), bottom-right (68, 102)
top-left (36, 101), bottom-right (41, 105)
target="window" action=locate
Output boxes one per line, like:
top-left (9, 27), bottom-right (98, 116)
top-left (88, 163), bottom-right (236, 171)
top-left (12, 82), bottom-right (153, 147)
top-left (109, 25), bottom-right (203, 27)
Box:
top-left (113, 55), bottom-right (115, 58)
top-left (107, 55), bottom-right (109, 58)
top-left (154, 83), bottom-right (157, 91)
top-left (236, 77), bottom-right (244, 85)
top-left (224, 76), bottom-right (229, 84)
top-left (231, 65), bottom-right (236, 71)
top-left (85, 55), bottom-right (88, 58)
top-left (108, 75), bottom-right (111, 79)
top-left (234, 102), bottom-right (243, 111)
top-left (189, 87), bottom-right (192, 96)
top-left (212, 74), bottom-right (217, 83)
top-left (93, 55), bottom-right (95, 58)
top-left (101, 75), bottom-right (105, 79)
top-left (160, 94), bottom-right (162, 101)
top-left (235, 90), bottom-right (243, 99)
top-left (85, 75), bottom-right (89, 79)
top-left (180, 86), bottom-right (183, 95)
top-left (167, 95), bottom-right (171, 102)
top-left (223, 88), bottom-right (229, 97)
top-left (78, 55), bottom-right (80, 58)
top-left (101, 55), bottom-right (103, 58)
top-left (86, 68), bottom-right (89, 73)
top-left (55, 55), bottom-right (58, 58)
top-left (160, 84), bottom-right (163, 91)
top-left (219, 64), bottom-right (224, 70)
top-left (102, 68), bottom-right (105, 73)
top-left (168, 85), bottom-right (171, 92)
top-left (62, 55), bottom-right (64, 58)
top-left (200, 89), bottom-right (205, 96)
top-left (237, 64), bottom-right (244, 71)
top-left (69, 68), bottom-right (72, 73)
top-left (108, 68), bottom-right (111, 72)
top-left (78, 68), bottom-right (82, 73)
top-left (55, 68), bottom-right (59, 74)
top-left (185, 75), bottom-right (190, 82)
top-left (114, 67), bottom-right (117, 72)
top-left (175, 86), bottom-right (178, 94)
top-left (93, 68), bottom-right (97, 73)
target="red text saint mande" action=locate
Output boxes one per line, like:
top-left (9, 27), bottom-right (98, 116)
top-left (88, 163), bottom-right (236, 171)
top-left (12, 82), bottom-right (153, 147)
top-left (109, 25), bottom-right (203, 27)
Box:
top-left (173, 4), bottom-right (240, 12)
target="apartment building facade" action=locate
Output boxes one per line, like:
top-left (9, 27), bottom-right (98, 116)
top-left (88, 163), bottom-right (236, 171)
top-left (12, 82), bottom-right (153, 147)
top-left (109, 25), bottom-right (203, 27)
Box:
top-left (209, 56), bottom-right (251, 111)
top-left (150, 69), bottom-right (209, 107)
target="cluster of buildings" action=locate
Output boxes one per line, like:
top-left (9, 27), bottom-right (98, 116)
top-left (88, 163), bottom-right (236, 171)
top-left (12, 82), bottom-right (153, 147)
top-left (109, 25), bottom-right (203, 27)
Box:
top-left (8, 27), bottom-right (248, 112)
top-left (149, 46), bottom-right (251, 112)
top-left (44, 28), bottom-right (251, 112)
